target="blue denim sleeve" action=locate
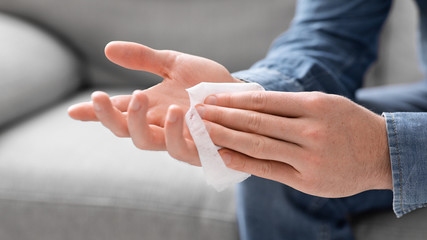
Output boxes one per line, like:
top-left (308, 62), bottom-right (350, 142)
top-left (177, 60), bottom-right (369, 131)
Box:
top-left (232, 0), bottom-right (391, 99)
top-left (383, 113), bottom-right (427, 217)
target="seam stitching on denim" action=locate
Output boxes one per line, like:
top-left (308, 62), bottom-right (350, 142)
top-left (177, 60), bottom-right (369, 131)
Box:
top-left (391, 114), bottom-right (404, 213)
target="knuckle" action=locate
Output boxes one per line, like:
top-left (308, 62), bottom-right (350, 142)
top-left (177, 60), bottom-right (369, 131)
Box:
top-left (248, 137), bottom-right (265, 157)
top-left (168, 149), bottom-right (197, 165)
top-left (256, 161), bottom-right (272, 176)
top-left (222, 94), bottom-right (233, 107)
top-left (131, 137), bottom-right (149, 150)
top-left (168, 150), bottom-right (184, 161)
top-left (232, 155), bottom-right (247, 171)
top-left (133, 141), bottom-right (146, 150)
top-left (331, 95), bottom-right (351, 111)
top-left (159, 51), bottom-right (179, 77)
top-left (213, 108), bottom-right (225, 124)
top-left (303, 92), bottom-right (327, 111)
top-left (250, 92), bottom-right (267, 110)
top-left (246, 112), bottom-right (262, 133)
top-left (113, 128), bottom-right (129, 138)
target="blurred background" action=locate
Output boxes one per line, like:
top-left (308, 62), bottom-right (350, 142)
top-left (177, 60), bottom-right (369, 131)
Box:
top-left (0, 0), bottom-right (426, 239)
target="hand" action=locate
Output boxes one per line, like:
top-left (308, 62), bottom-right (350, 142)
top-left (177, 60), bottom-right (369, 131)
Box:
top-left (196, 91), bottom-right (392, 197)
top-left (68, 41), bottom-right (241, 165)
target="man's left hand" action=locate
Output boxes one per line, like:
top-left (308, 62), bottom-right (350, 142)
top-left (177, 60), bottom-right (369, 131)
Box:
top-left (196, 91), bottom-right (392, 197)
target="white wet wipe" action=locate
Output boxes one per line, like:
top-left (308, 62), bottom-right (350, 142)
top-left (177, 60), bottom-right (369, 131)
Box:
top-left (185, 82), bottom-right (265, 191)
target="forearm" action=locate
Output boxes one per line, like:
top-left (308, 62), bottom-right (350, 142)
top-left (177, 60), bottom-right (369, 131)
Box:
top-left (234, 0), bottom-right (392, 98)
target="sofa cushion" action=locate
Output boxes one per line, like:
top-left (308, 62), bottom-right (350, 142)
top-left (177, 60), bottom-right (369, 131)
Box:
top-left (353, 207), bottom-right (427, 240)
top-left (1, 0), bottom-right (423, 88)
top-left (0, 13), bottom-right (82, 128)
top-left (1, 88), bottom-right (427, 239)
top-left (0, 0), bottom-right (296, 87)
top-left (0, 89), bottom-right (238, 240)
top-left (363, 0), bottom-right (422, 87)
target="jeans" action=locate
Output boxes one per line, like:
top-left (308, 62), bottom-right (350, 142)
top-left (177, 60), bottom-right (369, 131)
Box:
top-left (236, 81), bottom-right (427, 240)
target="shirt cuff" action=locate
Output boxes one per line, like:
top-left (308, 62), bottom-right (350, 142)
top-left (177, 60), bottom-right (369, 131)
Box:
top-left (383, 112), bottom-right (427, 218)
top-left (232, 68), bottom-right (304, 92)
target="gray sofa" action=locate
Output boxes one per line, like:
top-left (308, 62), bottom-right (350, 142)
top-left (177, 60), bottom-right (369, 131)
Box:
top-left (0, 0), bottom-right (426, 239)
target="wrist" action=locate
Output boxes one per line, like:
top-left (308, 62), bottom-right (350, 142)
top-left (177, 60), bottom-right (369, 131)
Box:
top-left (375, 115), bottom-right (393, 190)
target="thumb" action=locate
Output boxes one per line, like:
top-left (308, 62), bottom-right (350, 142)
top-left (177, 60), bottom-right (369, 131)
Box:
top-left (104, 41), bottom-right (178, 78)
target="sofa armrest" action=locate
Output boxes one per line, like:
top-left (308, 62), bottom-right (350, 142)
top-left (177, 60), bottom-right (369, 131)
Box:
top-left (0, 12), bottom-right (82, 127)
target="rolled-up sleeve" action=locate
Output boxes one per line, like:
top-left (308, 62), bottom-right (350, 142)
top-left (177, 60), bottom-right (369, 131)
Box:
top-left (383, 112), bottom-right (427, 217)
top-left (233, 0), bottom-right (391, 98)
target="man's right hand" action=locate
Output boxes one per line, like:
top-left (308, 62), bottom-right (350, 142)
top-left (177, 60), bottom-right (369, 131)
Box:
top-left (68, 41), bottom-right (241, 165)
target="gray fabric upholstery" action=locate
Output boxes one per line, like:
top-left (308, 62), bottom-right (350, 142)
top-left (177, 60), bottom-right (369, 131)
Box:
top-left (1, 0), bottom-right (296, 87)
top-left (364, 0), bottom-right (423, 87)
top-left (1, 0), bottom-right (422, 88)
top-left (0, 200), bottom-right (236, 240)
top-left (353, 207), bottom-right (427, 240)
top-left (0, 89), bottom-right (238, 240)
top-left (1, 90), bottom-right (426, 240)
top-left (0, 0), bottom-right (426, 239)
top-left (0, 13), bottom-right (81, 127)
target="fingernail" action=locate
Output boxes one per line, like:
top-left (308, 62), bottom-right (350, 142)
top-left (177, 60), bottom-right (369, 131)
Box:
top-left (133, 89), bottom-right (142, 95)
top-left (93, 102), bottom-right (101, 111)
top-left (205, 95), bottom-right (217, 105)
top-left (222, 152), bottom-right (232, 165)
top-left (196, 105), bottom-right (206, 118)
top-left (67, 105), bottom-right (77, 112)
top-left (131, 99), bottom-right (140, 111)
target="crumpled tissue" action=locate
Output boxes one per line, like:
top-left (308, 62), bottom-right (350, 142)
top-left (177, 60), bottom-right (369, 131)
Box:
top-left (185, 82), bottom-right (265, 191)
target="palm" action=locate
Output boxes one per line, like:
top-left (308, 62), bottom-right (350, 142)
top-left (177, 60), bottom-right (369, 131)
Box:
top-left (69, 41), bottom-right (239, 160)
top-left (142, 52), bottom-right (237, 127)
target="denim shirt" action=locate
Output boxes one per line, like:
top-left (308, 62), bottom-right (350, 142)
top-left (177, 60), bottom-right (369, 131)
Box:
top-left (232, 0), bottom-right (427, 218)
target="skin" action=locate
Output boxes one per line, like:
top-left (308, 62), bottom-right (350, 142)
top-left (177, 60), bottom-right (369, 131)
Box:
top-left (68, 41), bottom-right (241, 165)
top-left (197, 91), bottom-right (393, 197)
top-left (69, 41), bottom-right (392, 197)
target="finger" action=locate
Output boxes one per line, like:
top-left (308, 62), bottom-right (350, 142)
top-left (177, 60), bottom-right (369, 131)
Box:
top-left (164, 105), bottom-right (200, 166)
top-left (111, 95), bottom-right (132, 112)
top-left (196, 104), bottom-right (304, 145)
top-left (205, 120), bottom-right (304, 169)
top-left (128, 90), bottom-right (165, 150)
top-left (68, 94), bottom-right (132, 121)
top-left (91, 91), bottom-right (129, 137)
top-left (68, 102), bottom-right (98, 121)
top-left (204, 91), bottom-right (306, 117)
top-left (105, 41), bottom-right (179, 78)
top-left (219, 149), bottom-right (300, 187)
